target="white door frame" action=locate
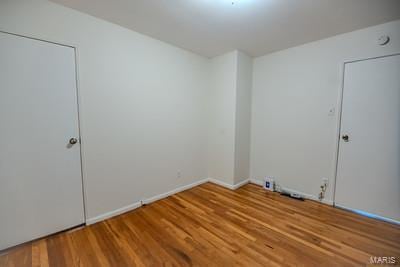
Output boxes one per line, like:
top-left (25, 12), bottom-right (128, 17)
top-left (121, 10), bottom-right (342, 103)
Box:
top-left (332, 53), bottom-right (400, 224)
top-left (0, 30), bottom-right (88, 224)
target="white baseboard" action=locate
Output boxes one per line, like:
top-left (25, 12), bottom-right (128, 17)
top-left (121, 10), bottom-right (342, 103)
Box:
top-left (282, 187), bottom-right (333, 205)
top-left (335, 204), bottom-right (400, 225)
top-left (86, 201), bottom-right (142, 225)
top-left (249, 179), bottom-right (333, 206)
top-left (89, 177), bottom-right (332, 226)
top-left (87, 178), bottom-right (209, 225)
top-left (142, 178), bottom-right (209, 205)
top-left (320, 199), bottom-right (334, 205)
top-left (208, 178), bottom-right (235, 189)
top-left (208, 178), bottom-right (249, 190)
top-left (232, 179), bottom-right (250, 189)
top-left (249, 179), bottom-right (263, 186)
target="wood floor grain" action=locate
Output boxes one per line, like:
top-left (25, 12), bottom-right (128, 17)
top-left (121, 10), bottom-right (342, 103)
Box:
top-left (1, 183), bottom-right (399, 266)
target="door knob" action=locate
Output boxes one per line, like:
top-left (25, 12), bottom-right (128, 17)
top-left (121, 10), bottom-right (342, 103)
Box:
top-left (342, 134), bottom-right (349, 142)
top-left (69, 138), bottom-right (78, 145)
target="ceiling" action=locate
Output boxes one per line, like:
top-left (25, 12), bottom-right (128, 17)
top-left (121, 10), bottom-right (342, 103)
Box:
top-left (50, 0), bottom-right (400, 57)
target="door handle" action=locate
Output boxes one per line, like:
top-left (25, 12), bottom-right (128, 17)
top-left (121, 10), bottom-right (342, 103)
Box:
top-left (342, 134), bottom-right (349, 142)
top-left (69, 138), bottom-right (79, 145)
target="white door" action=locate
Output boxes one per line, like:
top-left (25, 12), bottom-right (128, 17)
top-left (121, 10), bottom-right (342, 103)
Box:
top-left (335, 54), bottom-right (400, 223)
top-left (0, 32), bottom-right (85, 250)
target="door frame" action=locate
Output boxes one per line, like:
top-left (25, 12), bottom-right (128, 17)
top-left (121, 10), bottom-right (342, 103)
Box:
top-left (0, 30), bottom-right (88, 224)
top-left (332, 53), bottom-right (400, 224)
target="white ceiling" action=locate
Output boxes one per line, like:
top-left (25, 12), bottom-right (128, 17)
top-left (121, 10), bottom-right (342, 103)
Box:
top-left (50, 0), bottom-right (400, 57)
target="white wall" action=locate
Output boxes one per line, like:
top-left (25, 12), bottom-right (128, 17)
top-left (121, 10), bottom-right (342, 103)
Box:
top-left (0, 0), bottom-right (211, 221)
top-left (208, 50), bottom-right (253, 186)
top-left (250, 20), bottom-right (400, 203)
top-left (208, 51), bottom-right (237, 185)
top-left (234, 51), bottom-right (253, 184)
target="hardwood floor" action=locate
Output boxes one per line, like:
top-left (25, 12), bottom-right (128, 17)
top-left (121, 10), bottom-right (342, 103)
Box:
top-left (1, 182), bottom-right (399, 267)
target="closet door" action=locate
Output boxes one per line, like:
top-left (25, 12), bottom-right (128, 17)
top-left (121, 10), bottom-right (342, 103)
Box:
top-left (335, 54), bottom-right (400, 223)
top-left (0, 32), bottom-right (85, 250)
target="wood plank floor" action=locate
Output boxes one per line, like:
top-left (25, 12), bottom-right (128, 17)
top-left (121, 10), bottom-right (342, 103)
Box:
top-left (1, 183), bottom-right (399, 267)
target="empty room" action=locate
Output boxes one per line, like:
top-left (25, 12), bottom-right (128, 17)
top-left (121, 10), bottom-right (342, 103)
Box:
top-left (0, 0), bottom-right (400, 266)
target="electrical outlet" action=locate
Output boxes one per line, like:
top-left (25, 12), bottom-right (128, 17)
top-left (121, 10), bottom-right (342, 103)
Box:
top-left (319, 178), bottom-right (329, 201)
